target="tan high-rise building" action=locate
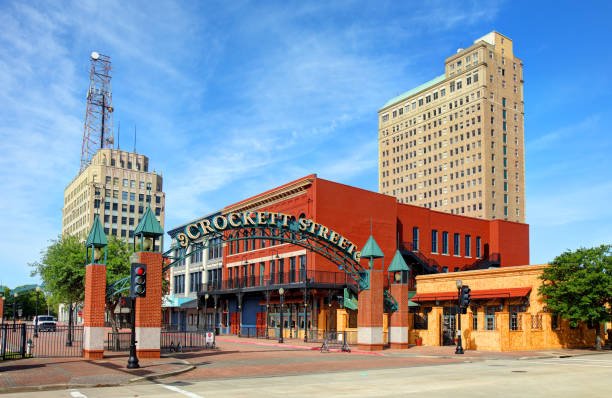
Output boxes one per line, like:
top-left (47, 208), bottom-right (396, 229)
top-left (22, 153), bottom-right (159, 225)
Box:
top-left (62, 148), bottom-right (165, 249)
top-left (378, 32), bottom-right (525, 222)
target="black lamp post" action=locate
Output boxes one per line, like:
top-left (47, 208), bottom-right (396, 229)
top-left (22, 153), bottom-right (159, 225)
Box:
top-left (34, 287), bottom-right (41, 338)
top-left (455, 279), bottom-right (464, 355)
top-left (204, 294), bottom-right (209, 331)
top-left (278, 288), bottom-right (285, 343)
top-left (12, 292), bottom-right (18, 331)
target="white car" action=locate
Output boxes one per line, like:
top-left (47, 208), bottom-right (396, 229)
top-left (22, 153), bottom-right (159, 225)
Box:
top-left (34, 315), bottom-right (57, 332)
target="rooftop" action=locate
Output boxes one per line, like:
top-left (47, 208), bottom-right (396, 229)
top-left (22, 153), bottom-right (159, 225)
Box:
top-left (380, 74), bottom-right (445, 111)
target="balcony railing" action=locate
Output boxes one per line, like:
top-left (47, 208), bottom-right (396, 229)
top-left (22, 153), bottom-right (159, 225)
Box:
top-left (198, 270), bottom-right (356, 292)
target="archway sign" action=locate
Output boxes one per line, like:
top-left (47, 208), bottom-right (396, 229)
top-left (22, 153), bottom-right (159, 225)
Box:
top-left (168, 211), bottom-right (368, 288)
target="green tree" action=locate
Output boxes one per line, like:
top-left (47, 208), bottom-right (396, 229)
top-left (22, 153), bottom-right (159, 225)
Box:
top-left (539, 245), bottom-right (612, 328)
top-left (31, 235), bottom-right (134, 335)
top-left (30, 235), bottom-right (85, 326)
top-left (104, 236), bottom-right (133, 334)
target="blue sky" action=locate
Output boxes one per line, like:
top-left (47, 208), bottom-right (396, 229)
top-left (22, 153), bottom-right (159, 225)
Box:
top-left (1, 1), bottom-right (611, 288)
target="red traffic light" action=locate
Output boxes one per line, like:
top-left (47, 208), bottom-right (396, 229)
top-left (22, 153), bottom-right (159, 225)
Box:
top-left (136, 266), bottom-right (145, 276)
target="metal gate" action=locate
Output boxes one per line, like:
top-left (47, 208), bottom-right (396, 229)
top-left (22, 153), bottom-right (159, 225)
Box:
top-left (1, 323), bottom-right (83, 360)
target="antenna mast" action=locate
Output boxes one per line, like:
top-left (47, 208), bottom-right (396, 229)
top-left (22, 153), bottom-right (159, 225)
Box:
top-left (80, 51), bottom-right (114, 171)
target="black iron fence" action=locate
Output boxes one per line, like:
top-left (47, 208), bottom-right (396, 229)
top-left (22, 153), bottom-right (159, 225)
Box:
top-left (161, 330), bottom-right (209, 352)
top-left (1, 323), bottom-right (83, 360)
top-left (200, 270), bottom-right (357, 292)
top-left (106, 332), bottom-right (132, 351)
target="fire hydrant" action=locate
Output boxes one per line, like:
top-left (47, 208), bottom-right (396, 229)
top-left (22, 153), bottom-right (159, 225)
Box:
top-left (26, 338), bottom-right (33, 356)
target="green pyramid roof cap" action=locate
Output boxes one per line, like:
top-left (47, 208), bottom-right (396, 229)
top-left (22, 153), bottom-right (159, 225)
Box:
top-left (388, 250), bottom-right (410, 272)
top-left (134, 206), bottom-right (164, 237)
top-left (361, 235), bottom-right (384, 259)
top-left (85, 214), bottom-right (107, 247)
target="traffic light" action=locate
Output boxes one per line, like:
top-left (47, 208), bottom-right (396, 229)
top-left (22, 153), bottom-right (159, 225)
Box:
top-left (130, 263), bottom-right (147, 298)
top-left (460, 285), bottom-right (471, 314)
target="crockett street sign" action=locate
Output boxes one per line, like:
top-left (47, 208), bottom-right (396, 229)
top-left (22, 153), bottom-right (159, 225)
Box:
top-left (175, 211), bottom-right (362, 262)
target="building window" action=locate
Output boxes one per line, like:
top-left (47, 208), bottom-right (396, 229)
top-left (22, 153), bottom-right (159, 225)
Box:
top-left (189, 271), bottom-right (201, 293)
top-left (485, 307), bottom-right (496, 330)
top-left (442, 232), bottom-right (449, 254)
top-left (509, 306), bottom-right (522, 331)
top-left (412, 227), bottom-right (419, 251)
top-left (431, 230), bottom-right (438, 253)
top-left (472, 309), bottom-right (478, 330)
top-left (453, 233), bottom-right (460, 256)
top-left (476, 236), bottom-right (482, 258)
top-left (173, 274), bottom-right (185, 294)
top-left (465, 235), bottom-right (471, 257)
top-left (299, 254), bottom-right (307, 281)
top-left (551, 313), bottom-right (560, 330)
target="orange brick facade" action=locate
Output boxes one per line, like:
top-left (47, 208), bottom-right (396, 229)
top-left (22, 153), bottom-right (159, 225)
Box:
top-left (83, 263), bottom-right (106, 360)
top-left (135, 251), bottom-right (163, 358)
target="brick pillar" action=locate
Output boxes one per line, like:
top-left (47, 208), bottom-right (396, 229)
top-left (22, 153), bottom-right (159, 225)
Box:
top-left (135, 251), bottom-right (162, 358)
top-left (389, 283), bottom-right (409, 349)
top-left (357, 269), bottom-right (384, 351)
top-left (83, 263), bottom-right (107, 359)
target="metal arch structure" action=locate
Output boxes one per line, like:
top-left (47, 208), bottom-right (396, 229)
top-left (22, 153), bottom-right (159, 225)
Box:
top-left (107, 211), bottom-right (398, 311)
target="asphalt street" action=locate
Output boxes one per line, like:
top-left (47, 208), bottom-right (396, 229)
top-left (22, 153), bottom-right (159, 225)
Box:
top-left (5, 352), bottom-right (611, 398)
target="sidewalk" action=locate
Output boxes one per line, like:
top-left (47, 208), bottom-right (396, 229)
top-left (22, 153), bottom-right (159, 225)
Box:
top-left (0, 353), bottom-right (194, 394)
top-left (215, 335), bottom-right (607, 360)
top-left (0, 336), bottom-right (607, 393)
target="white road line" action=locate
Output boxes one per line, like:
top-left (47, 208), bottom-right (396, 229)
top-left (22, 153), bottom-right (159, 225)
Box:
top-left (70, 391), bottom-right (88, 398)
top-left (160, 384), bottom-right (204, 398)
top-left (525, 360), bottom-right (612, 368)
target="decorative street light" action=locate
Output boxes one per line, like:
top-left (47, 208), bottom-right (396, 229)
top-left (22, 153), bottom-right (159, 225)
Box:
top-left (204, 293), bottom-right (209, 331)
top-left (278, 288), bottom-right (285, 343)
top-left (455, 279), bottom-right (464, 355)
top-left (12, 292), bottom-right (18, 330)
top-left (34, 287), bottom-right (41, 338)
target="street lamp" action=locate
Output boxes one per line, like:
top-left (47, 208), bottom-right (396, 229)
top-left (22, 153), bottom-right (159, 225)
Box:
top-left (455, 279), bottom-right (464, 355)
top-left (34, 287), bottom-right (41, 338)
top-left (278, 288), bottom-right (285, 343)
top-left (12, 292), bottom-right (18, 330)
top-left (204, 294), bottom-right (209, 331)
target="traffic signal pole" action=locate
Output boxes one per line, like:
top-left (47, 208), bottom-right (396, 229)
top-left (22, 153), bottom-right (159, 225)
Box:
top-left (127, 297), bottom-right (139, 369)
top-left (455, 284), bottom-right (464, 355)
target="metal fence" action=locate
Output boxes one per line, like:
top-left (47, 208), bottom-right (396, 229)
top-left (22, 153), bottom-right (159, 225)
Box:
top-left (1, 323), bottom-right (83, 360)
top-left (161, 330), bottom-right (209, 352)
top-left (106, 332), bottom-right (132, 351)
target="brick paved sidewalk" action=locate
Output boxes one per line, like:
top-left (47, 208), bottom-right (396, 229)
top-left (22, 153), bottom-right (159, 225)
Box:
top-left (0, 353), bottom-right (193, 393)
top-left (215, 335), bottom-right (605, 359)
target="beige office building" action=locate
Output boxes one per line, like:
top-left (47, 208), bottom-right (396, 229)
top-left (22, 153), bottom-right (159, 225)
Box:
top-left (62, 148), bottom-right (165, 249)
top-left (378, 32), bottom-right (525, 222)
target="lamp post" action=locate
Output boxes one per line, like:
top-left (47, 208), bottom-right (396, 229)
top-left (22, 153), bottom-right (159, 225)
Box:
top-left (455, 279), bottom-right (464, 355)
top-left (204, 294), bottom-right (209, 331)
top-left (278, 288), bottom-right (284, 343)
top-left (12, 292), bottom-right (18, 331)
top-left (34, 287), bottom-right (41, 338)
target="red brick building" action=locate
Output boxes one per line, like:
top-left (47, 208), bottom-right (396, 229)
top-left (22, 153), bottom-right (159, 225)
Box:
top-left (171, 174), bottom-right (529, 340)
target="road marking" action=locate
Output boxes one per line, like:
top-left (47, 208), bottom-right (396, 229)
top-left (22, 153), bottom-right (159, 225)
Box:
top-left (160, 384), bottom-right (204, 398)
top-left (525, 360), bottom-right (612, 368)
top-left (70, 391), bottom-right (88, 398)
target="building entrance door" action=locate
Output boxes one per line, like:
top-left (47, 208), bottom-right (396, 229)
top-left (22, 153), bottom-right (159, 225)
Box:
top-left (442, 306), bottom-right (458, 346)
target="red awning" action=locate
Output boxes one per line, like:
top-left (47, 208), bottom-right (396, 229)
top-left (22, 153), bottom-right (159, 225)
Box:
top-left (412, 287), bottom-right (532, 303)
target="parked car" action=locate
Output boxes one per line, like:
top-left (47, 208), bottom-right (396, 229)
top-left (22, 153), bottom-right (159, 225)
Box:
top-left (34, 315), bottom-right (57, 332)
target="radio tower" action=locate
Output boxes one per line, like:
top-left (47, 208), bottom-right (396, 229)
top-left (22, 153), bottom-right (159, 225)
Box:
top-left (80, 51), bottom-right (114, 171)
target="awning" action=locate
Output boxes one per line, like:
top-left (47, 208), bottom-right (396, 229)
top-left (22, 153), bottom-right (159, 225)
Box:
top-left (162, 295), bottom-right (197, 309)
top-left (412, 287), bottom-right (531, 303)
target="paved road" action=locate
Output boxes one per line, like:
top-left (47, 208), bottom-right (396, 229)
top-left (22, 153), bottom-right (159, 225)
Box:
top-left (6, 353), bottom-right (611, 398)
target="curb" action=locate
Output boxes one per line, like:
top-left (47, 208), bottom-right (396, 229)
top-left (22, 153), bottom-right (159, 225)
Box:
top-left (128, 358), bottom-right (196, 383)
